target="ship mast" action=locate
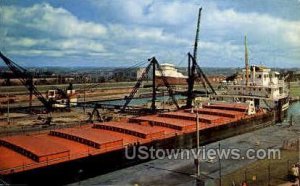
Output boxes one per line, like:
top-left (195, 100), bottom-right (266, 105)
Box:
top-left (245, 35), bottom-right (249, 87)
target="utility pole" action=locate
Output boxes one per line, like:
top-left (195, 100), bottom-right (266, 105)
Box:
top-left (244, 168), bottom-right (247, 183)
top-left (219, 143), bottom-right (222, 186)
top-left (196, 104), bottom-right (200, 177)
top-left (268, 162), bottom-right (271, 186)
top-left (193, 102), bottom-right (201, 185)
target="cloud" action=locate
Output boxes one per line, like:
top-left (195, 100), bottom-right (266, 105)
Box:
top-left (5, 37), bottom-right (106, 57)
top-left (1, 1), bottom-right (299, 67)
top-left (199, 5), bottom-right (300, 66)
top-left (203, 6), bottom-right (300, 47)
top-left (108, 24), bottom-right (190, 45)
top-left (1, 3), bottom-right (108, 58)
top-left (2, 3), bottom-right (107, 38)
top-left (90, 0), bottom-right (198, 26)
top-left (90, 0), bottom-right (300, 67)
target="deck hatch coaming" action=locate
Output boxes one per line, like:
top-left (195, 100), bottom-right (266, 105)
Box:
top-left (0, 135), bottom-right (69, 162)
top-left (93, 122), bottom-right (164, 139)
top-left (49, 128), bottom-right (123, 149)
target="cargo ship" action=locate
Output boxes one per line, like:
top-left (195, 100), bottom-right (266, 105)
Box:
top-left (0, 9), bottom-right (283, 186)
top-left (0, 101), bottom-right (275, 185)
top-left (155, 63), bottom-right (187, 86)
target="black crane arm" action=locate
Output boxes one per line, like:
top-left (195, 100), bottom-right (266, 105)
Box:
top-left (193, 7), bottom-right (202, 62)
top-left (193, 8), bottom-right (208, 93)
top-left (54, 87), bottom-right (68, 99)
top-left (195, 65), bottom-right (216, 94)
top-left (121, 62), bottom-right (152, 111)
top-left (0, 52), bottom-right (52, 110)
top-left (192, 57), bottom-right (216, 95)
top-left (153, 59), bottom-right (179, 109)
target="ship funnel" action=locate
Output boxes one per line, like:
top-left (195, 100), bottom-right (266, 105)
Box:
top-left (245, 35), bottom-right (250, 87)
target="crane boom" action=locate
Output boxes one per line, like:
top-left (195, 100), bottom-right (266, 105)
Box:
top-left (186, 7), bottom-right (216, 108)
top-left (121, 62), bottom-right (152, 111)
top-left (194, 61), bottom-right (216, 95)
top-left (0, 52), bottom-right (53, 111)
top-left (189, 53), bottom-right (216, 95)
top-left (193, 7), bottom-right (208, 93)
top-left (193, 7), bottom-right (202, 62)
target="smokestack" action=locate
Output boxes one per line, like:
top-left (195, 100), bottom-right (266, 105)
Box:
top-left (245, 35), bottom-right (249, 87)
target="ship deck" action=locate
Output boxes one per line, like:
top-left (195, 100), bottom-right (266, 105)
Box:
top-left (0, 102), bottom-right (264, 175)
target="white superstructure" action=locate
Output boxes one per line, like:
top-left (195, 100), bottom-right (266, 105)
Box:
top-left (229, 66), bottom-right (288, 99)
top-left (213, 65), bottom-right (289, 117)
top-left (156, 63), bottom-right (187, 78)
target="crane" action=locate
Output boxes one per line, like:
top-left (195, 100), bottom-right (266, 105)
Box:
top-left (121, 57), bottom-right (179, 113)
top-left (0, 51), bottom-right (70, 112)
top-left (87, 57), bottom-right (179, 121)
top-left (186, 7), bottom-right (216, 108)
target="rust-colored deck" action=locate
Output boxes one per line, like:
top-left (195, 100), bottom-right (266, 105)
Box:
top-left (184, 108), bottom-right (243, 118)
top-left (159, 111), bottom-right (224, 124)
top-left (0, 102), bottom-right (264, 175)
top-left (203, 102), bottom-right (248, 112)
top-left (0, 136), bottom-right (69, 162)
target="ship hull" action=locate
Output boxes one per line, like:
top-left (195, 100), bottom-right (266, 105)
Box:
top-left (155, 76), bottom-right (187, 86)
top-left (3, 112), bottom-right (274, 185)
top-left (276, 96), bottom-right (289, 122)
